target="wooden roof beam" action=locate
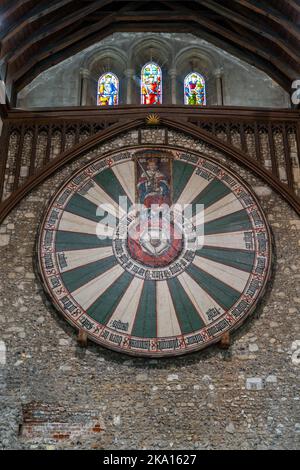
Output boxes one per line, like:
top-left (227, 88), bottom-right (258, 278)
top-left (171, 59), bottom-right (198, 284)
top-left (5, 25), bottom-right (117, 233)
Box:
top-left (269, 0), bottom-right (300, 17)
top-left (10, 4), bottom-right (136, 84)
top-left (1, 2), bottom-right (295, 97)
top-left (188, 24), bottom-right (291, 91)
top-left (0, 0), bottom-right (35, 21)
top-left (5, 0), bottom-right (115, 65)
top-left (194, 0), bottom-right (300, 67)
top-left (232, 0), bottom-right (300, 41)
top-left (187, 13), bottom-right (297, 80)
top-left (0, 1), bottom-right (77, 46)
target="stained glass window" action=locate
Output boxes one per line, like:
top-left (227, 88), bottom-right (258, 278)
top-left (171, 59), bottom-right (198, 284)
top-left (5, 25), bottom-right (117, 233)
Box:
top-left (141, 62), bottom-right (162, 105)
top-left (97, 72), bottom-right (119, 106)
top-left (184, 72), bottom-right (206, 106)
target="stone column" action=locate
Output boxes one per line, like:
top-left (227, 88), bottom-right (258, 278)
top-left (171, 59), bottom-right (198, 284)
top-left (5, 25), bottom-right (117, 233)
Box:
top-left (0, 80), bottom-right (6, 137)
top-left (80, 68), bottom-right (91, 106)
top-left (124, 69), bottom-right (135, 105)
top-left (168, 68), bottom-right (177, 105)
top-left (214, 68), bottom-right (224, 106)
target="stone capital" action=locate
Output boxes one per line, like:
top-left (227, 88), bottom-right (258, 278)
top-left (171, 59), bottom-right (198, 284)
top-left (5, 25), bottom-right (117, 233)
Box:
top-left (80, 68), bottom-right (91, 79)
top-left (214, 68), bottom-right (224, 79)
top-left (124, 69), bottom-right (135, 78)
top-left (168, 68), bottom-right (177, 79)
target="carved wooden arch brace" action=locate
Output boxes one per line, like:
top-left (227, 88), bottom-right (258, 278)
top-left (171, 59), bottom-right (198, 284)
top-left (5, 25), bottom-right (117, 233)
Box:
top-left (0, 116), bottom-right (299, 225)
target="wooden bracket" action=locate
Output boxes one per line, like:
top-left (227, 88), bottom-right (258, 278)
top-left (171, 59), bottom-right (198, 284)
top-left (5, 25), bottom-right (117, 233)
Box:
top-left (219, 332), bottom-right (231, 350)
top-left (77, 329), bottom-right (88, 348)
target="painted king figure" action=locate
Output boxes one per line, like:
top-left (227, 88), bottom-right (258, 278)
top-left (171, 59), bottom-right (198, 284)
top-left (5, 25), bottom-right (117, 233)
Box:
top-left (137, 158), bottom-right (170, 208)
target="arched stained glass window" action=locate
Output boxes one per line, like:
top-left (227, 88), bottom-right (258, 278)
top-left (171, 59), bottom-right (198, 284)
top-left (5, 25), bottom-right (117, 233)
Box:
top-left (141, 62), bottom-right (162, 105)
top-left (97, 72), bottom-right (119, 106)
top-left (184, 72), bottom-right (206, 106)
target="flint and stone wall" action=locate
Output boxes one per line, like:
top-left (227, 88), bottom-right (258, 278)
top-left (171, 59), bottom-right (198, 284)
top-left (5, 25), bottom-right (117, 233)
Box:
top-left (0, 128), bottom-right (299, 450)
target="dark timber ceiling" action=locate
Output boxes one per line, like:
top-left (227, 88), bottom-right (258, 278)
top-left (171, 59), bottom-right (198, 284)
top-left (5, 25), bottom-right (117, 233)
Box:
top-left (0, 0), bottom-right (299, 104)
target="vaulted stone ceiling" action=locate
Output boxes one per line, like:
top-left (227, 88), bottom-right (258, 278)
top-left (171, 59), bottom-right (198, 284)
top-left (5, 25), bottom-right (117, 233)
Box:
top-left (0, 0), bottom-right (299, 104)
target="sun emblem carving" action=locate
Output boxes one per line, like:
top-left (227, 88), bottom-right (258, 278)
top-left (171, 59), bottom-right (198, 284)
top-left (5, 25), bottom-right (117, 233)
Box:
top-left (146, 113), bottom-right (161, 126)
